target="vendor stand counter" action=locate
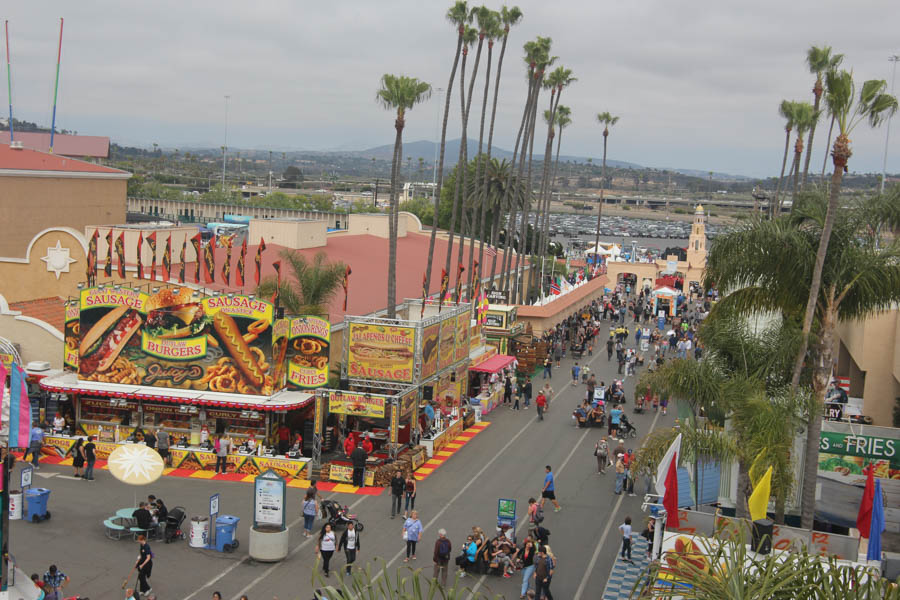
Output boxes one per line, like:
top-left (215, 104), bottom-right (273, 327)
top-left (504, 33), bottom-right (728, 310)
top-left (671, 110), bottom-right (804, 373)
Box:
top-left (39, 371), bottom-right (314, 478)
top-left (420, 416), bottom-right (464, 458)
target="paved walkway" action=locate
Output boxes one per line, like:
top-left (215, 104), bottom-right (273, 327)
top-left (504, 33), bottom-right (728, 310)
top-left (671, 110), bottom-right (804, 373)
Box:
top-left (602, 535), bottom-right (651, 600)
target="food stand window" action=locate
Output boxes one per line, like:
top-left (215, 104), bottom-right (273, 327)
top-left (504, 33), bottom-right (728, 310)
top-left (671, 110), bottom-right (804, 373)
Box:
top-left (78, 397), bottom-right (139, 441)
top-left (142, 402), bottom-right (195, 433)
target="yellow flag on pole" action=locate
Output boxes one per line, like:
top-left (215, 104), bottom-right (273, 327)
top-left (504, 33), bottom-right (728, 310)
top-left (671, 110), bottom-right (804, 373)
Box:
top-left (748, 466), bottom-right (773, 521)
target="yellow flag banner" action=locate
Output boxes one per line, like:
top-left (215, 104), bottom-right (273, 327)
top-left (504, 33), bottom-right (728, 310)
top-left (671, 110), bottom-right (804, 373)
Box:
top-left (748, 465), bottom-right (773, 522)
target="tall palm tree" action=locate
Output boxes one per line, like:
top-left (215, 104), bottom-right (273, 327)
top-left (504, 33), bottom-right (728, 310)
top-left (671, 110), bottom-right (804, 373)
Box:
top-left (257, 250), bottom-right (346, 317)
top-left (772, 100), bottom-right (798, 219)
top-left (546, 106), bottom-right (571, 246)
top-left (480, 6), bottom-right (523, 284)
top-left (445, 25), bottom-right (478, 281)
top-left (802, 46), bottom-right (843, 187)
top-left (424, 1), bottom-right (470, 296)
top-left (376, 74), bottom-right (432, 319)
top-left (789, 102), bottom-right (819, 202)
top-left (592, 112), bottom-right (619, 266)
top-left (706, 189), bottom-right (900, 530)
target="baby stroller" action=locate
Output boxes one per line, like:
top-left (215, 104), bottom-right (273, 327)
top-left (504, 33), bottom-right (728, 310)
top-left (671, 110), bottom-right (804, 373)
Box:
top-left (320, 499), bottom-right (364, 531)
top-left (164, 506), bottom-right (187, 543)
top-left (619, 414), bottom-right (638, 439)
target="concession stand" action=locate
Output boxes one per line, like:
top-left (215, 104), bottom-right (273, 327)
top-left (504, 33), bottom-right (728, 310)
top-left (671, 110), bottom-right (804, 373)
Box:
top-left (482, 304), bottom-right (524, 355)
top-left (651, 285), bottom-right (680, 318)
top-left (467, 351), bottom-right (516, 418)
top-left (311, 300), bottom-right (474, 482)
top-left (41, 284), bottom-right (323, 478)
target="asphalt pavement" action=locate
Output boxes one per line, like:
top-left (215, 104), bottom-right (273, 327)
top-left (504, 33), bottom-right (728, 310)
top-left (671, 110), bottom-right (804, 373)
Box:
top-left (10, 321), bottom-right (676, 600)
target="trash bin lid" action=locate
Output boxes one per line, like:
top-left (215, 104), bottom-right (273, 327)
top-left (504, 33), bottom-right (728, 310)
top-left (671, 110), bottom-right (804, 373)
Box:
top-left (216, 515), bottom-right (240, 524)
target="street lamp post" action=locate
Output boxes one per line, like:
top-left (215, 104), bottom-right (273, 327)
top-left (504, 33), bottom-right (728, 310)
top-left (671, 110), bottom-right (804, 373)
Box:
top-left (222, 95), bottom-right (230, 190)
top-left (880, 55), bottom-right (899, 195)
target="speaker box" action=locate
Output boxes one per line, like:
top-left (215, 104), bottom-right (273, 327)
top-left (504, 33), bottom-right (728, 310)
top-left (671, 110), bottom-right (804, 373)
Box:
top-left (423, 386), bottom-right (433, 401)
top-left (752, 518), bottom-right (774, 555)
top-left (339, 378), bottom-right (350, 391)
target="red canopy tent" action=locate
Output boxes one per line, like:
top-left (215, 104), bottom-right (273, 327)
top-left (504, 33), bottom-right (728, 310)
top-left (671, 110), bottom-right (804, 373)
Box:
top-left (468, 354), bottom-right (516, 374)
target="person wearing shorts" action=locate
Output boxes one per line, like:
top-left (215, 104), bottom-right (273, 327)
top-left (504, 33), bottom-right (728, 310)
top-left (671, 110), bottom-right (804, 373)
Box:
top-left (540, 466), bottom-right (561, 512)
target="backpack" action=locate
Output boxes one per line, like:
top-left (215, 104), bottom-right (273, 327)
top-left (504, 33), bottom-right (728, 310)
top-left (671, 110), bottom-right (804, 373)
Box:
top-left (437, 537), bottom-right (451, 560)
top-left (534, 504), bottom-right (545, 524)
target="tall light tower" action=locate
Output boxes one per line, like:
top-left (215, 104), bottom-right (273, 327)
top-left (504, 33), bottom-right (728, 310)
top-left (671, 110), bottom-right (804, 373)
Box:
top-left (880, 55), bottom-right (899, 194)
top-left (222, 95), bottom-right (230, 190)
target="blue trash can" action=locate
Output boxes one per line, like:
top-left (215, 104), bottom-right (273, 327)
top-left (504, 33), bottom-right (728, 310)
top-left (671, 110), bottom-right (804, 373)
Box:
top-left (25, 488), bottom-right (51, 522)
top-left (215, 515), bottom-right (240, 552)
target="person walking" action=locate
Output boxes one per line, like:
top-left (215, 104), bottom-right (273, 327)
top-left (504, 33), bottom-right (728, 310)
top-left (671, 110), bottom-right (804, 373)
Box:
top-left (143, 428), bottom-right (156, 450)
top-left (338, 520), bottom-right (360, 575)
top-left (614, 455), bottom-right (626, 495)
top-left (606, 337), bottom-right (614, 361)
top-left (317, 523), bottom-right (337, 577)
top-left (503, 375), bottom-right (513, 406)
top-left (390, 469), bottom-right (405, 519)
top-left (402, 510), bottom-right (423, 562)
top-left (83, 436), bottom-right (97, 481)
top-left (41, 565), bottom-right (69, 600)
top-left (214, 435), bottom-right (230, 474)
top-left (301, 491), bottom-right (317, 537)
top-left (518, 537), bottom-right (536, 599)
top-left (71, 438), bottom-right (85, 477)
top-left (542, 357), bottom-right (552, 379)
top-left (512, 379), bottom-right (521, 411)
top-left (619, 516), bottom-right (634, 562)
top-left (432, 529), bottom-right (452, 587)
top-left (134, 534), bottom-right (154, 596)
top-left (533, 545), bottom-right (555, 600)
top-left (594, 438), bottom-right (609, 474)
top-left (535, 392), bottom-right (547, 422)
top-left (523, 376), bottom-right (532, 409)
top-left (571, 363), bottom-right (580, 386)
top-left (403, 473), bottom-right (417, 518)
top-left (540, 466), bottom-right (561, 512)
top-left (26, 423), bottom-right (44, 468)
top-left (157, 429), bottom-right (171, 467)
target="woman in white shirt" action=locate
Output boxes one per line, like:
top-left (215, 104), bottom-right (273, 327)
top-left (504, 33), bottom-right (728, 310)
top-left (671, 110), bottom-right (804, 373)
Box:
top-left (317, 523), bottom-right (336, 577)
top-left (338, 521), bottom-right (360, 575)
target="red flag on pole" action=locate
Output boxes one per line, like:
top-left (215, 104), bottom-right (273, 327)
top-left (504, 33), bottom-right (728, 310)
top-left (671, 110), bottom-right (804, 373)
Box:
top-left (236, 237), bottom-right (247, 287)
top-left (178, 236), bottom-right (186, 284)
top-left (454, 262), bottom-right (465, 304)
top-left (146, 232), bottom-right (157, 281)
top-left (342, 265), bottom-right (352, 311)
top-left (86, 229), bottom-right (99, 281)
top-left (104, 229), bottom-right (113, 277)
top-left (270, 260), bottom-right (282, 306)
top-left (420, 270), bottom-right (428, 317)
top-left (162, 234), bottom-right (172, 281)
top-left (203, 235), bottom-right (216, 284)
top-left (663, 451), bottom-right (680, 529)
top-left (857, 464), bottom-right (875, 538)
top-left (255, 237), bottom-right (266, 287)
top-left (221, 236), bottom-right (233, 286)
top-left (115, 232), bottom-right (126, 278)
top-left (136, 231), bottom-right (144, 279)
top-left (438, 268), bottom-right (449, 313)
top-left (190, 233), bottom-right (202, 284)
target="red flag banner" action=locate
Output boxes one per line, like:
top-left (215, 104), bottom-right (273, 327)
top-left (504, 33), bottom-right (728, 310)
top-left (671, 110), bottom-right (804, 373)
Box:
top-left (454, 262), bottom-right (465, 304)
top-left (190, 233), bottom-right (202, 284)
top-left (236, 237), bottom-right (247, 287)
top-left (203, 234), bottom-right (216, 284)
top-left (420, 270), bottom-right (427, 317)
top-left (179, 237), bottom-right (186, 284)
top-left (857, 464), bottom-right (875, 539)
top-left (663, 451), bottom-right (680, 529)
top-left (115, 232), bottom-right (126, 278)
top-left (255, 237), bottom-right (266, 288)
top-left (342, 265), bottom-right (351, 311)
top-left (162, 234), bottom-right (172, 281)
top-left (271, 260), bottom-right (282, 306)
top-left (87, 229), bottom-right (99, 280)
top-left (146, 232), bottom-right (157, 281)
top-left (221, 236), bottom-right (233, 286)
top-left (136, 231), bottom-right (144, 279)
top-left (104, 229), bottom-right (113, 277)
top-left (438, 268), bottom-right (449, 313)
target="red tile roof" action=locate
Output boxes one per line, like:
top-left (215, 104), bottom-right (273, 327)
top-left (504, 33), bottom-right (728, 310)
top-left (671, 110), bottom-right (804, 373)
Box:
top-left (170, 231), bottom-right (519, 324)
top-left (8, 296), bottom-right (65, 333)
top-left (0, 131), bottom-right (109, 158)
top-left (0, 143), bottom-right (128, 175)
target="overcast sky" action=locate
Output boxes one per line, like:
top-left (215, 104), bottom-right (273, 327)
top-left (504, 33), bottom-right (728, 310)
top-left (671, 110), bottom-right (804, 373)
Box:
top-left (4, 1), bottom-right (899, 177)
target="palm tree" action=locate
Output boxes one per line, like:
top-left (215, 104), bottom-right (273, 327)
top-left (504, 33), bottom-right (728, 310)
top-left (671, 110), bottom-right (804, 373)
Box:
top-left (257, 250), bottom-right (346, 316)
top-left (705, 189), bottom-right (900, 530)
top-left (802, 46), bottom-right (843, 187)
top-left (772, 100), bottom-right (798, 219)
top-left (592, 112), bottom-right (619, 266)
top-left (445, 24), bottom-right (478, 282)
top-left (547, 105), bottom-right (571, 239)
top-left (376, 74), bottom-right (432, 319)
top-left (424, 1), bottom-right (471, 296)
top-left (789, 102), bottom-right (819, 202)
top-left (480, 6), bottom-right (523, 284)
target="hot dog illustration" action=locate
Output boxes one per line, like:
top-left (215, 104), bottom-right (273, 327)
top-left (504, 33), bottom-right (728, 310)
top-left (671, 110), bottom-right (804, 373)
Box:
top-left (212, 311), bottom-right (265, 391)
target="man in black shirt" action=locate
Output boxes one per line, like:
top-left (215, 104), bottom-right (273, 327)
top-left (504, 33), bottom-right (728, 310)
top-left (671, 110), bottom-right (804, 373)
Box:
top-left (135, 535), bottom-right (153, 596)
top-left (132, 502), bottom-right (153, 530)
top-left (390, 469), bottom-right (405, 519)
top-left (83, 436), bottom-right (96, 481)
top-left (350, 443), bottom-right (368, 487)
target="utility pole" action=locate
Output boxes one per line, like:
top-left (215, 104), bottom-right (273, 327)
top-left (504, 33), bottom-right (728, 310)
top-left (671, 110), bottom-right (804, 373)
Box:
top-left (881, 55), bottom-right (899, 194)
top-left (222, 95), bottom-right (230, 190)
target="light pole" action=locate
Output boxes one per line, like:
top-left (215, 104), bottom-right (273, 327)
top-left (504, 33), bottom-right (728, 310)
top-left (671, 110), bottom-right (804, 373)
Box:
top-left (880, 55), bottom-right (899, 194)
top-left (222, 95), bottom-right (230, 190)
top-left (431, 88), bottom-right (443, 202)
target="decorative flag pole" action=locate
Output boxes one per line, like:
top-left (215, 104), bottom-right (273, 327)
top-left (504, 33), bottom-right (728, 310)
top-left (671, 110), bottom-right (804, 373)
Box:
top-left (342, 265), bottom-right (352, 311)
top-left (48, 18), bottom-right (64, 153)
top-left (4, 21), bottom-right (13, 142)
top-left (420, 270), bottom-right (427, 318)
top-left (271, 260), bottom-right (282, 308)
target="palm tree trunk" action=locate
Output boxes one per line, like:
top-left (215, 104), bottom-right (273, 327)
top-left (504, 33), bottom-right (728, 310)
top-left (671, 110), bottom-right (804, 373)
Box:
top-left (796, 135), bottom-right (847, 529)
top-left (457, 37), bottom-right (485, 298)
top-left (533, 91), bottom-right (560, 299)
top-left (819, 115), bottom-right (835, 186)
top-left (791, 138), bottom-right (804, 202)
top-left (471, 42), bottom-right (493, 287)
top-left (592, 131), bottom-right (609, 270)
top-left (547, 123), bottom-right (565, 254)
top-left (514, 77), bottom-right (541, 303)
top-left (736, 460), bottom-right (751, 519)
top-left (802, 87), bottom-right (821, 187)
top-left (501, 199), bottom-right (518, 292)
top-left (425, 31), bottom-right (463, 295)
top-left (773, 128), bottom-right (791, 219)
top-left (445, 48), bottom-right (470, 278)
top-left (386, 120), bottom-right (404, 319)
top-left (484, 33), bottom-right (511, 285)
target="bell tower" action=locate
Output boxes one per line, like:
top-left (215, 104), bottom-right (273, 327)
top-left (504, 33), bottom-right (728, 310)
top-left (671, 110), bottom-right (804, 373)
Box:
top-left (687, 204), bottom-right (707, 267)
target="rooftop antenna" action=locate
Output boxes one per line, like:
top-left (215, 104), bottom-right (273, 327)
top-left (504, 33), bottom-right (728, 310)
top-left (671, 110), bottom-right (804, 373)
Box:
top-left (48, 17), bottom-right (64, 153)
top-left (4, 21), bottom-right (12, 141)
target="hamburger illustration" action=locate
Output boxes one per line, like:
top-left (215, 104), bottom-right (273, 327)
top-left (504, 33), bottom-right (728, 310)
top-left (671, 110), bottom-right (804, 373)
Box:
top-left (145, 288), bottom-right (207, 339)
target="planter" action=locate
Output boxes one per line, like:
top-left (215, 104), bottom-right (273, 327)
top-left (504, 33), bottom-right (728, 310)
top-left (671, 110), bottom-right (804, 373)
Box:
top-left (249, 525), bottom-right (289, 562)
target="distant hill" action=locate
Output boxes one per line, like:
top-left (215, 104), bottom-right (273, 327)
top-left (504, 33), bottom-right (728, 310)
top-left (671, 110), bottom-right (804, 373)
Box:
top-left (357, 139), bottom-right (643, 170)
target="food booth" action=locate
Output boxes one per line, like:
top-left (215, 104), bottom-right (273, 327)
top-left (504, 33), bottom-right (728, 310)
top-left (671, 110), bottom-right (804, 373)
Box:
top-left (41, 284), bottom-right (323, 478)
top-left (467, 351), bottom-right (516, 418)
top-left (651, 285), bottom-right (680, 318)
top-left (482, 304), bottom-right (524, 355)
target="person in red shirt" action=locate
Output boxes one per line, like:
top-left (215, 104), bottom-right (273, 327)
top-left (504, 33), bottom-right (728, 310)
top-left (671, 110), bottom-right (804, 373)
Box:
top-left (277, 424), bottom-right (291, 454)
top-left (344, 433), bottom-right (356, 458)
top-left (362, 434), bottom-right (374, 455)
top-left (535, 392), bottom-right (547, 421)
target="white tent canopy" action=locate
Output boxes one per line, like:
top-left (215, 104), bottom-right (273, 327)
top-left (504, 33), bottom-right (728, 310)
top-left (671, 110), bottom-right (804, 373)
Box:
top-left (585, 243), bottom-right (621, 256)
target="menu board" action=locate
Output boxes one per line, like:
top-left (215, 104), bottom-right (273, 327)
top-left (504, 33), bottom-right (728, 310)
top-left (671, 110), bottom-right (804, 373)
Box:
top-left (346, 323), bottom-right (415, 383)
top-left (455, 313), bottom-right (469, 362)
top-left (328, 391), bottom-right (386, 419)
top-left (420, 323), bottom-right (440, 380)
top-left (64, 303), bottom-right (80, 371)
top-left (286, 316), bottom-right (331, 389)
top-left (76, 286), bottom-right (276, 395)
top-left (254, 471), bottom-right (286, 529)
top-left (819, 431), bottom-right (899, 481)
top-left (437, 318), bottom-right (456, 371)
